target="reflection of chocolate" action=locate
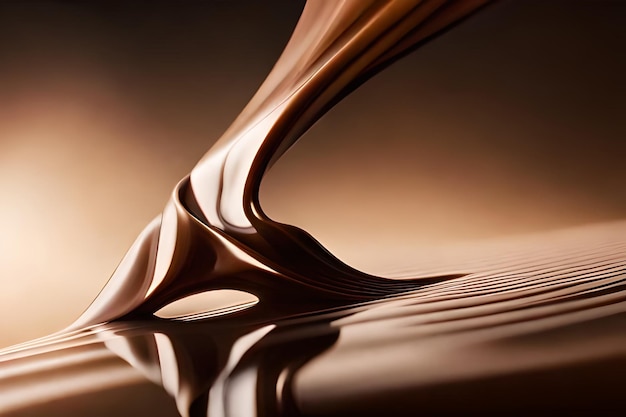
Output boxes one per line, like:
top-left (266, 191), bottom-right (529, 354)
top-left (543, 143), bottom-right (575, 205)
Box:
top-left (1, 222), bottom-right (625, 415)
top-left (103, 319), bottom-right (340, 417)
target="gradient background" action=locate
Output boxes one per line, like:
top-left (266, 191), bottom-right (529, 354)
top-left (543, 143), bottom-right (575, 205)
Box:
top-left (0, 0), bottom-right (624, 347)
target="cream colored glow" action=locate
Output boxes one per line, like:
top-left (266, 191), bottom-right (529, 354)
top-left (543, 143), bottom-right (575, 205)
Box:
top-left (154, 290), bottom-right (259, 319)
top-left (0, 346), bottom-right (144, 414)
top-left (0, 79), bottom-right (185, 347)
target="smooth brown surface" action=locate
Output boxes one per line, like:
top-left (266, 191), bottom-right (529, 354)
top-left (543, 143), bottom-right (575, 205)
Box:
top-left (1, 222), bottom-right (625, 416)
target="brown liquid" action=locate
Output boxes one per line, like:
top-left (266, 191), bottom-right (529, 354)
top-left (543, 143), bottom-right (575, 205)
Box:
top-left (1, 1), bottom-right (626, 416)
top-left (65, 0), bottom-right (491, 328)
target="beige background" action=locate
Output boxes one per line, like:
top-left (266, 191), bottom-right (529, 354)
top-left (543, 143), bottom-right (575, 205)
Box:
top-left (0, 0), bottom-right (624, 347)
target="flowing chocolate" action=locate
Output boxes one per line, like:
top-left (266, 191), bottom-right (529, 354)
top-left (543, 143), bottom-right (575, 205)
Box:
top-left (6, 2), bottom-right (625, 417)
top-left (70, 0), bottom-right (491, 328)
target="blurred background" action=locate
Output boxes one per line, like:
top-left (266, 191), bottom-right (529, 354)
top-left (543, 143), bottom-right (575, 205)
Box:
top-left (0, 0), bottom-right (624, 347)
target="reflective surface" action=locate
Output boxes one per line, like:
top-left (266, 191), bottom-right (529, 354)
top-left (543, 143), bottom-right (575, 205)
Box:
top-left (2, 222), bottom-right (625, 416)
top-left (1, 1), bottom-right (625, 416)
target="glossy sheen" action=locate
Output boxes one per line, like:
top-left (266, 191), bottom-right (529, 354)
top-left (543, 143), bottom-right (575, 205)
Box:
top-left (3, 1), bottom-right (625, 417)
top-left (69, 0), bottom-right (490, 328)
top-left (1, 222), bottom-right (625, 416)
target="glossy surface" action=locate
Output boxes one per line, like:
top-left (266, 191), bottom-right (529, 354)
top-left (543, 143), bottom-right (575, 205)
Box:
top-left (1, 1), bottom-right (625, 416)
top-left (70, 0), bottom-right (489, 328)
top-left (2, 222), bottom-right (625, 416)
